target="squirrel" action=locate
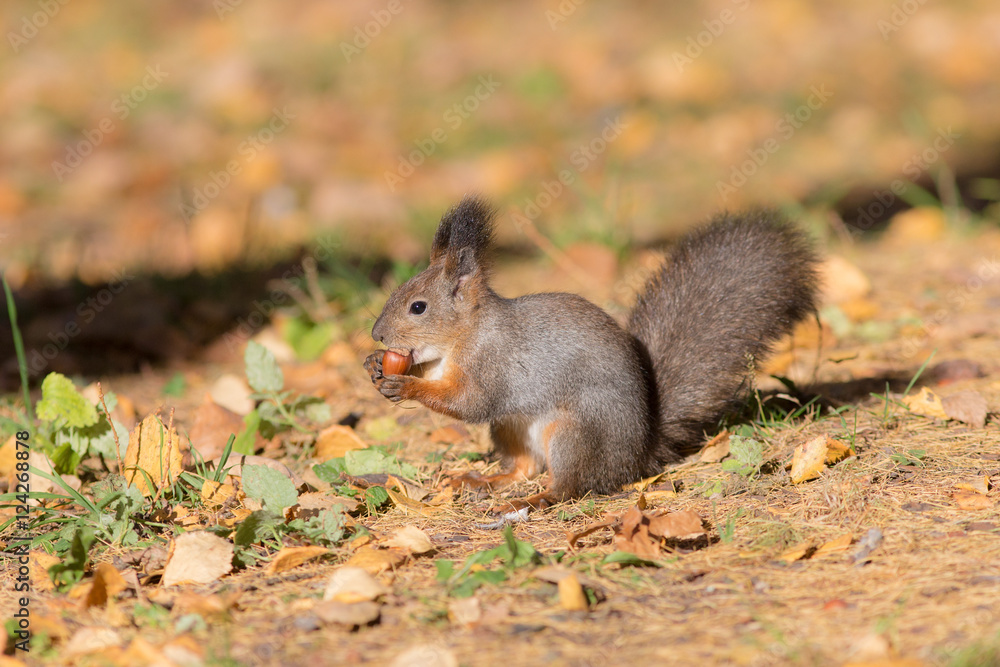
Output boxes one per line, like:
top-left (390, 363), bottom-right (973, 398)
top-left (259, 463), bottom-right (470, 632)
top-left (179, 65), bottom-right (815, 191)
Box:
top-left (364, 196), bottom-right (819, 506)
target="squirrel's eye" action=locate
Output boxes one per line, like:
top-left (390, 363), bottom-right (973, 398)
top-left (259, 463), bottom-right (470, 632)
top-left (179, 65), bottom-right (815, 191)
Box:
top-left (409, 301), bottom-right (427, 315)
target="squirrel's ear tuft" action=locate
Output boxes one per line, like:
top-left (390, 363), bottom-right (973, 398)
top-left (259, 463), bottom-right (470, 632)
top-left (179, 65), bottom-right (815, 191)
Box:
top-left (430, 195), bottom-right (496, 271)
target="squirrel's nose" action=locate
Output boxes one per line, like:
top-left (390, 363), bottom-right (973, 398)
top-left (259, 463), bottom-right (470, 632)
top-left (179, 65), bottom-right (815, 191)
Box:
top-left (372, 316), bottom-right (384, 342)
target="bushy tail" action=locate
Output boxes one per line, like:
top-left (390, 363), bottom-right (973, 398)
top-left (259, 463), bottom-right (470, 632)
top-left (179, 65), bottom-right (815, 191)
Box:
top-left (627, 210), bottom-right (819, 461)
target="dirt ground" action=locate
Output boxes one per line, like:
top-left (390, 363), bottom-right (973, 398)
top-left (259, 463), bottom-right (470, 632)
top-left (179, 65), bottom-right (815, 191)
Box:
top-left (4, 213), bottom-right (999, 667)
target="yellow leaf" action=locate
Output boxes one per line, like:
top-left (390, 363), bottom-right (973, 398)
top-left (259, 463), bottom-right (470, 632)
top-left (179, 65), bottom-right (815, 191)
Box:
top-left (265, 546), bottom-right (329, 575)
top-left (201, 480), bottom-right (236, 507)
top-left (814, 533), bottom-right (854, 558)
top-left (123, 415), bottom-right (184, 496)
top-left (558, 573), bottom-right (588, 611)
top-left (902, 387), bottom-right (948, 421)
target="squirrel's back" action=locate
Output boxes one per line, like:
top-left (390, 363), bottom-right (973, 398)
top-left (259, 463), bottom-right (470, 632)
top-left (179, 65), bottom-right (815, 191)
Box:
top-left (628, 210), bottom-right (819, 462)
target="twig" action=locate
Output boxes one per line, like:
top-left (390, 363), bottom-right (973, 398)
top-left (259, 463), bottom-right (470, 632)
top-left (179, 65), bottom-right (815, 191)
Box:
top-left (97, 382), bottom-right (123, 475)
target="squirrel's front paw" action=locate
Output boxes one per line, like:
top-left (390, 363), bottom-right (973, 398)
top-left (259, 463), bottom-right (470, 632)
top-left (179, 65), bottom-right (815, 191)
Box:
top-left (364, 351), bottom-right (385, 382)
top-left (373, 374), bottom-right (413, 402)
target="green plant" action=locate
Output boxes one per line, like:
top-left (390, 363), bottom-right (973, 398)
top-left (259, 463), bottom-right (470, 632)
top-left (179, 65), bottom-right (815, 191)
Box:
top-left (243, 341), bottom-right (331, 438)
top-left (721, 435), bottom-right (766, 480)
top-left (435, 526), bottom-right (540, 597)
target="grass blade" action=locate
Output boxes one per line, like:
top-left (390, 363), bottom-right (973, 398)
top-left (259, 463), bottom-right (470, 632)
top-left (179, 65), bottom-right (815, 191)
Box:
top-left (2, 273), bottom-right (32, 418)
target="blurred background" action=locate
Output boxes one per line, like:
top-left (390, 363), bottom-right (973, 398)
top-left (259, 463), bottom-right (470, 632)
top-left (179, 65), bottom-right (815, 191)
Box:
top-left (1, 0), bottom-right (1000, 383)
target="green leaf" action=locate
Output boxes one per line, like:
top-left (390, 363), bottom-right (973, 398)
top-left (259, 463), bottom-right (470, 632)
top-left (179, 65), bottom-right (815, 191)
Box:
top-left (36, 373), bottom-right (99, 428)
top-left (162, 373), bottom-right (186, 397)
top-left (49, 526), bottom-right (96, 589)
top-left (364, 485), bottom-right (389, 514)
top-left (312, 459), bottom-right (347, 485)
top-left (241, 464), bottom-right (298, 513)
top-left (601, 551), bottom-right (662, 568)
top-left (342, 447), bottom-right (419, 479)
top-left (244, 341), bottom-right (284, 393)
top-left (234, 509), bottom-right (284, 547)
top-left (435, 559), bottom-right (455, 582)
top-left (233, 410), bottom-right (261, 456)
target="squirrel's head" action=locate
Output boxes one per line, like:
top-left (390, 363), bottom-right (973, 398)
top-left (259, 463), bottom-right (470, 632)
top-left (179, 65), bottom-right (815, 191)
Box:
top-left (371, 196), bottom-right (496, 364)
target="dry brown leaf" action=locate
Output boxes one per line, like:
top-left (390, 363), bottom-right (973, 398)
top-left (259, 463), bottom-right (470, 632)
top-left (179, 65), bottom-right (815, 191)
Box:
top-left (84, 562), bottom-right (128, 608)
top-left (941, 391), bottom-right (989, 429)
top-left (813, 533), bottom-right (854, 558)
top-left (902, 387), bottom-right (948, 421)
top-left (954, 476), bottom-right (990, 495)
top-left (386, 475), bottom-right (433, 501)
top-left (648, 510), bottom-right (705, 539)
top-left (791, 435), bottom-right (833, 483)
top-left (386, 487), bottom-right (448, 516)
top-left (162, 531), bottom-right (234, 586)
top-left (824, 438), bottom-right (852, 464)
top-left (429, 424), bottom-right (470, 445)
top-left (265, 546), bottom-right (329, 575)
top-left (30, 551), bottom-right (60, 593)
top-left (344, 546), bottom-right (407, 574)
top-left (201, 480), bottom-right (236, 508)
top-left (629, 473), bottom-right (665, 492)
top-left (567, 516), bottom-right (618, 549)
top-left (953, 491), bottom-right (995, 511)
top-left (448, 596), bottom-right (482, 627)
top-left (314, 424), bottom-right (367, 461)
top-left (64, 627), bottom-right (123, 658)
top-left (699, 430), bottom-right (731, 463)
top-left (314, 600), bottom-right (380, 628)
top-left (123, 414), bottom-right (184, 496)
top-left (209, 374), bottom-right (255, 415)
top-left (613, 506), bottom-right (661, 559)
top-left (558, 573), bottom-right (589, 611)
top-left (385, 526), bottom-right (435, 555)
top-left (324, 566), bottom-right (388, 603)
top-left (172, 591), bottom-right (238, 618)
top-left (290, 491), bottom-right (359, 518)
top-left (189, 398), bottom-right (246, 461)
top-left (779, 543), bottom-right (814, 563)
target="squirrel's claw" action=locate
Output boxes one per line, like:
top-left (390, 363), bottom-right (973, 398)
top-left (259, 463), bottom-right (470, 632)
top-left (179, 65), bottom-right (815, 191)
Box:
top-left (364, 350), bottom-right (385, 382)
top-left (374, 374), bottom-right (411, 402)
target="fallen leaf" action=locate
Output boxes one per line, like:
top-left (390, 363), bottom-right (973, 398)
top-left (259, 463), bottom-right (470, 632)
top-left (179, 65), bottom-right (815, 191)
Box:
top-left (290, 491), bottom-right (359, 518)
top-left (385, 487), bottom-right (448, 516)
top-left (30, 551), bottom-right (61, 592)
top-left (614, 506), bottom-right (661, 560)
top-left (953, 491), bottom-right (995, 511)
top-left (266, 546), bottom-right (329, 575)
top-left (629, 473), bottom-right (665, 492)
top-left (324, 566), bottom-right (388, 603)
top-left (941, 391), bottom-right (989, 429)
top-left (162, 531), bottom-right (234, 586)
top-left (567, 516), bottom-right (618, 549)
top-left (813, 533), bottom-right (854, 558)
top-left (84, 562), bottom-right (128, 608)
top-left (201, 480), bottom-right (236, 507)
top-left (314, 424), bottom-right (367, 461)
top-left (430, 424), bottom-right (469, 445)
top-left (954, 476), bottom-right (990, 495)
top-left (209, 374), bottom-right (255, 415)
top-left (448, 596), bottom-right (482, 627)
top-left (173, 591), bottom-right (238, 618)
top-left (314, 600), bottom-right (380, 627)
top-left (902, 387), bottom-right (948, 421)
top-left (344, 546), bottom-right (407, 574)
top-left (699, 430), bottom-right (731, 463)
top-left (882, 206), bottom-right (946, 245)
top-left (558, 573), bottom-right (589, 611)
top-left (779, 543), bottom-right (814, 563)
top-left (647, 510), bottom-right (705, 539)
top-left (64, 627), bottom-right (123, 658)
top-left (791, 435), bottom-right (848, 483)
top-left (385, 475), bottom-right (433, 501)
top-left (385, 526), bottom-right (435, 555)
top-left (931, 359), bottom-right (984, 386)
top-left (123, 414), bottom-right (184, 496)
top-left (189, 398), bottom-right (246, 461)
